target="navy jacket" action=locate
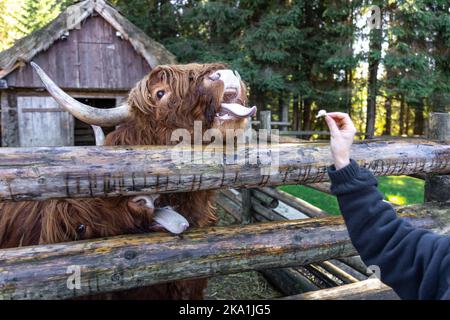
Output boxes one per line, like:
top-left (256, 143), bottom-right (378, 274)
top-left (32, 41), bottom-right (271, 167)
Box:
top-left (328, 159), bottom-right (450, 300)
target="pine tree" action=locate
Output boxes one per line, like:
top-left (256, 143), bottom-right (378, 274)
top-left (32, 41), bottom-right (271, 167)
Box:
top-left (17, 0), bottom-right (64, 34)
top-left (0, 0), bottom-right (25, 50)
top-left (428, 0), bottom-right (450, 113)
top-left (365, 1), bottom-right (383, 138)
top-left (109, 0), bottom-right (449, 136)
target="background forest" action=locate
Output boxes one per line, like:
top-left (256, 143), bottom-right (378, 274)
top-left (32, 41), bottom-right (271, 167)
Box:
top-left (1, 0), bottom-right (449, 138)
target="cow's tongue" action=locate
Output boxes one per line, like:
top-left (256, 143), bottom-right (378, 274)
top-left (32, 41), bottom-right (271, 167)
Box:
top-left (220, 103), bottom-right (257, 119)
top-left (154, 207), bottom-right (189, 234)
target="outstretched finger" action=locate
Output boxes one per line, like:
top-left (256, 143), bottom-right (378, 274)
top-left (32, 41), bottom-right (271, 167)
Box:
top-left (325, 115), bottom-right (340, 136)
top-left (326, 112), bottom-right (350, 121)
top-left (326, 112), bottom-right (355, 130)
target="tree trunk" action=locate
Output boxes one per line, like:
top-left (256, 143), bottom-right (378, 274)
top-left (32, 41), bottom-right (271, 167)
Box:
top-left (302, 98), bottom-right (313, 131)
top-left (413, 100), bottom-right (425, 135)
top-left (346, 69), bottom-right (353, 117)
top-left (399, 95), bottom-right (406, 135)
top-left (252, 88), bottom-right (266, 112)
top-left (365, 8), bottom-right (383, 139)
top-left (279, 95), bottom-right (289, 131)
top-left (293, 94), bottom-right (299, 131)
top-left (383, 97), bottom-right (392, 135)
top-left (405, 103), bottom-right (411, 136)
top-left (299, 96), bottom-right (304, 130)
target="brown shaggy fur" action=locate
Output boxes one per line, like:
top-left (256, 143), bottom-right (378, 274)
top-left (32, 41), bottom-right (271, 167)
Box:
top-left (0, 63), bottom-right (248, 299)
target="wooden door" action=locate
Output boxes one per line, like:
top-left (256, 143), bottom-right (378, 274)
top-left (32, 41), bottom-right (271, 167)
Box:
top-left (17, 96), bottom-right (74, 147)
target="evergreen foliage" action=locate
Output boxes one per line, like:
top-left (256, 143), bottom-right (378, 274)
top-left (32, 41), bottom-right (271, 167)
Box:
top-left (1, 0), bottom-right (448, 136)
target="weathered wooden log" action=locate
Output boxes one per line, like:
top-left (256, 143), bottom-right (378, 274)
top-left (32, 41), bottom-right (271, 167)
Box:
top-left (303, 264), bottom-right (341, 287)
top-left (338, 256), bottom-right (371, 277)
top-left (280, 130), bottom-right (364, 137)
top-left (0, 204), bottom-right (447, 300)
top-left (251, 121), bottom-right (291, 126)
top-left (218, 189), bottom-right (284, 223)
top-left (259, 187), bottom-right (328, 218)
top-left (218, 189), bottom-right (285, 222)
top-left (272, 198), bottom-right (309, 220)
top-left (317, 261), bottom-right (359, 284)
top-left (306, 182), bottom-right (332, 194)
top-left (328, 259), bottom-right (367, 281)
top-left (251, 197), bottom-right (286, 221)
top-left (281, 279), bottom-right (399, 300)
top-left (240, 189), bottom-right (253, 224)
top-left (222, 188), bottom-right (305, 222)
top-left (216, 193), bottom-right (242, 222)
top-left (396, 203), bottom-right (450, 235)
top-left (262, 268), bottom-right (320, 295)
top-left (251, 189), bottom-right (279, 209)
top-left (0, 139), bottom-right (448, 202)
top-left (220, 189), bottom-right (241, 204)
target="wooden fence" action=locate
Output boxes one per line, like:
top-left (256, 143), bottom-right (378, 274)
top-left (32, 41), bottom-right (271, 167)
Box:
top-left (0, 112), bottom-right (448, 300)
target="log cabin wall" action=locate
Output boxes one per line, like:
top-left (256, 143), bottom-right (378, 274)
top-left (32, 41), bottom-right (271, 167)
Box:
top-left (1, 90), bottom-right (128, 147)
top-left (1, 14), bottom-right (153, 147)
top-left (5, 15), bottom-right (151, 90)
top-left (0, 91), bottom-right (19, 147)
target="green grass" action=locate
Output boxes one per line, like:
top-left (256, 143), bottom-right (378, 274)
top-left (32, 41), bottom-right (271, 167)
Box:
top-left (278, 176), bottom-right (425, 216)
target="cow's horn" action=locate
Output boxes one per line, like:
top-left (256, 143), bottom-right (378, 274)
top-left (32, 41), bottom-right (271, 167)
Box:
top-left (30, 62), bottom-right (132, 126)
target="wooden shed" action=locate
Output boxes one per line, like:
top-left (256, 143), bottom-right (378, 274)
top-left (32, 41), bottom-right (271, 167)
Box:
top-left (0, 0), bottom-right (176, 147)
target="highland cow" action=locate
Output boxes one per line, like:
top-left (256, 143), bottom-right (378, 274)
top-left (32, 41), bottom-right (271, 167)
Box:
top-left (0, 62), bottom-right (256, 299)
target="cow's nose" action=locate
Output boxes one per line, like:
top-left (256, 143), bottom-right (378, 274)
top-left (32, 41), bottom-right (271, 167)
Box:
top-left (209, 71), bottom-right (221, 81)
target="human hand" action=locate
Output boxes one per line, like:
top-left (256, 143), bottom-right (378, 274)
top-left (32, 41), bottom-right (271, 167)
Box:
top-left (324, 112), bottom-right (357, 170)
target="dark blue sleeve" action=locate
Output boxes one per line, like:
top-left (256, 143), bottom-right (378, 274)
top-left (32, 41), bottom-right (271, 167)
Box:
top-left (328, 159), bottom-right (450, 300)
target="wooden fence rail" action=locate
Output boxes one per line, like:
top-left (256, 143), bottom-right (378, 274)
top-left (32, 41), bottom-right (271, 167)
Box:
top-left (0, 203), bottom-right (447, 300)
top-left (281, 279), bottom-right (399, 300)
top-left (0, 139), bottom-right (448, 202)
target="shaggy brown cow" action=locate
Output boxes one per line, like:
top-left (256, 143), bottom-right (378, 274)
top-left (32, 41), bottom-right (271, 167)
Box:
top-left (0, 63), bottom-right (256, 299)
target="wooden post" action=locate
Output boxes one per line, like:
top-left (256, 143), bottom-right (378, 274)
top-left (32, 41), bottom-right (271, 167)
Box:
top-left (425, 112), bottom-right (450, 202)
top-left (241, 111), bottom-right (273, 223)
top-left (281, 102), bottom-right (289, 132)
top-left (260, 110), bottom-right (272, 137)
top-left (427, 112), bottom-right (450, 141)
top-left (240, 115), bottom-right (255, 224)
top-left (240, 189), bottom-right (253, 224)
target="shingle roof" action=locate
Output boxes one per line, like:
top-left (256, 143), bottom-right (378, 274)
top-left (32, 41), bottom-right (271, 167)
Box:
top-left (0, 0), bottom-right (176, 78)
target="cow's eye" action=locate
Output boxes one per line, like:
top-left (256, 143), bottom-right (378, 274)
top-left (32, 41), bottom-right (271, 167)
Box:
top-left (76, 224), bottom-right (86, 235)
top-left (156, 90), bottom-right (165, 99)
